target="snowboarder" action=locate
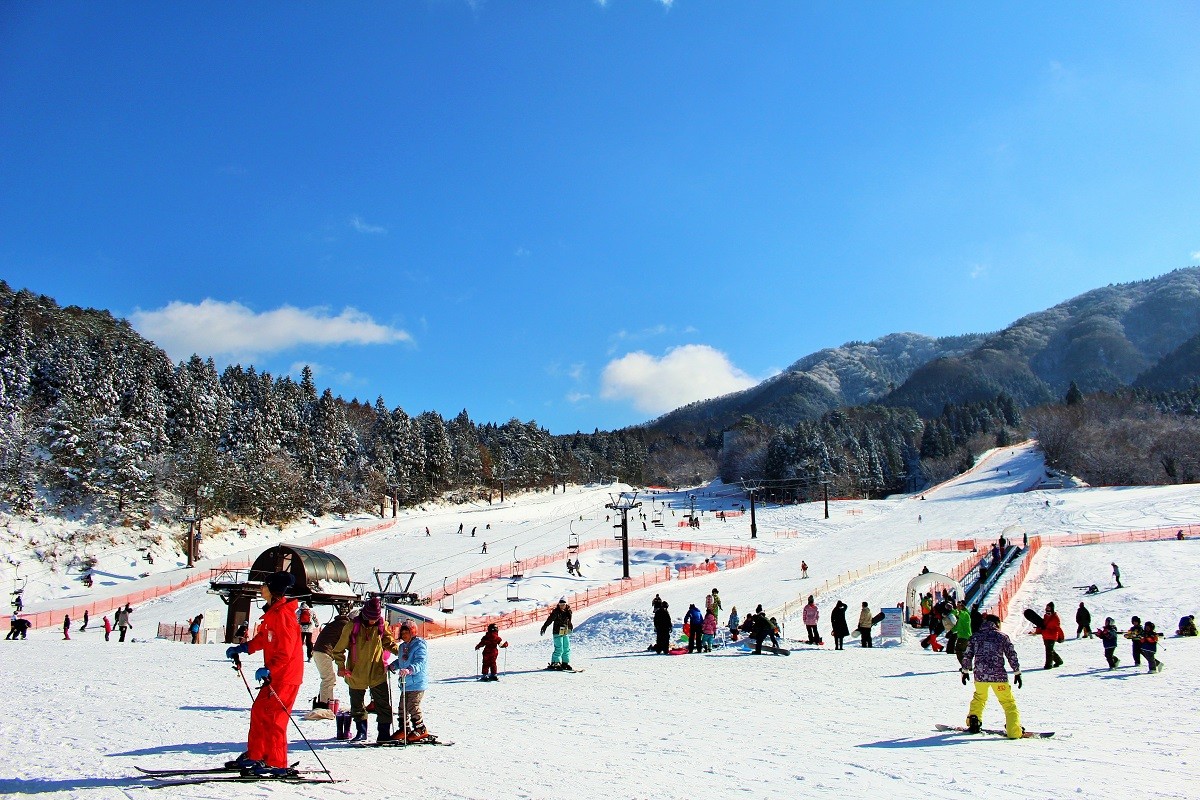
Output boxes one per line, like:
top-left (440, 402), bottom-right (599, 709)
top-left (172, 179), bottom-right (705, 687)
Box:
top-left (1178, 615), bottom-right (1197, 637)
top-left (474, 623), bottom-right (508, 681)
top-left (684, 604), bottom-right (704, 653)
top-left (1094, 617), bottom-right (1120, 669)
top-left (858, 602), bottom-right (874, 648)
top-left (540, 598), bottom-right (574, 670)
top-left (572, 558), bottom-right (584, 577)
top-left (116, 603), bottom-right (133, 642)
top-left (1075, 602), bottom-right (1092, 639)
top-left (330, 596), bottom-right (399, 744)
top-left (306, 608), bottom-right (351, 720)
top-left (388, 620), bottom-right (430, 740)
top-left (960, 613), bottom-right (1023, 738)
top-left (1125, 616), bottom-right (1144, 667)
top-left (80, 610), bottom-right (89, 632)
top-left (1035, 602), bottom-right (1064, 669)
top-left (830, 601), bottom-right (849, 651)
top-left (802, 596), bottom-right (820, 644)
top-left (480, 543), bottom-right (487, 554)
top-left (653, 600), bottom-right (672, 654)
top-left (1111, 562), bottom-right (1122, 589)
top-left (223, 571), bottom-right (305, 776)
top-left (751, 611), bottom-right (780, 654)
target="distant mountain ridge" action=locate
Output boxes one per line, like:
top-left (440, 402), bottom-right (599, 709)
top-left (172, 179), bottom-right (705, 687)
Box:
top-left (646, 266), bottom-right (1200, 432)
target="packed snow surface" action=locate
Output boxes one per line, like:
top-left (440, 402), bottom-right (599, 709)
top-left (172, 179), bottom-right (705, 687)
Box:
top-left (1, 442), bottom-right (1197, 800)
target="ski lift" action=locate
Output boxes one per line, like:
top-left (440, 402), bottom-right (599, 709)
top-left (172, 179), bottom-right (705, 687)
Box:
top-left (439, 577), bottom-right (455, 614)
top-left (567, 533), bottom-right (580, 553)
top-left (506, 581), bottom-right (521, 602)
top-left (509, 547), bottom-right (523, 580)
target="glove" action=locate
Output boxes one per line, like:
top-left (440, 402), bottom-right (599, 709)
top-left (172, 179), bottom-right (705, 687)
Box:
top-left (1013, 672), bottom-right (1022, 689)
top-left (338, 668), bottom-right (351, 678)
top-left (386, 660), bottom-right (400, 672)
top-left (226, 643), bottom-right (248, 660)
top-left (254, 667), bottom-right (271, 683)
top-left (960, 669), bottom-right (969, 686)
top-left (501, 642), bottom-right (509, 648)
top-left (398, 667), bottom-right (413, 678)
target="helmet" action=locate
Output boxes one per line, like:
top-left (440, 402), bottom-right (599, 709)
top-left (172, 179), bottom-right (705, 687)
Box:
top-left (487, 623), bottom-right (498, 632)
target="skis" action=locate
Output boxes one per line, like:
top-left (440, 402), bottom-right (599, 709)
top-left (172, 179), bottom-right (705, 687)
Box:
top-left (135, 762), bottom-right (313, 777)
top-left (363, 735), bottom-right (455, 747)
top-left (145, 773), bottom-right (342, 788)
top-left (935, 723), bottom-right (1054, 739)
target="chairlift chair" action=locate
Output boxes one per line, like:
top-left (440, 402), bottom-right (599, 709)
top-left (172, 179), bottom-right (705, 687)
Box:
top-left (439, 578), bottom-right (455, 614)
top-left (509, 548), bottom-right (523, 580)
top-left (567, 533), bottom-right (580, 553)
top-left (507, 581), bottom-right (521, 602)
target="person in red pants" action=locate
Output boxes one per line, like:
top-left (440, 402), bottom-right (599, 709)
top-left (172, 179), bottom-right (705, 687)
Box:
top-left (225, 571), bottom-right (304, 776)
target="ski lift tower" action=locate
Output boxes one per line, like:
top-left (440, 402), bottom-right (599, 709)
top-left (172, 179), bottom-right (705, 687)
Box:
top-left (606, 492), bottom-right (641, 580)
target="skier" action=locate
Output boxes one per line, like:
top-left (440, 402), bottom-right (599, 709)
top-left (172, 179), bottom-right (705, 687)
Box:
top-left (960, 613), bottom-right (1023, 738)
top-left (388, 620), bottom-right (430, 740)
top-left (684, 604), bottom-right (704, 654)
top-left (1140, 622), bottom-right (1162, 673)
top-left (1111, 562), bottom-right (1122, 589)
top-left (474, 623), bottom-right (508, 681)
top-left (802, 596), bottom-right (820, 645)
top-left (102, 615), bottom-right (112, 641)
top-left (298, 604), bottom-right (314, 661)
top-left (116, 603), bottom-right (133, 642)
top-left (1075, 602), bottom-right (1092, 639)
top-left (830, 600), bottom-right (849, 651)
top-left (1125, 616), bottom-right (1144, 667)
top-left (63, 614), bottom-right (70, 640)
top-left (858, 602), bottom-right (874, 648)
top-left (801, 560), bottom-right (809, 578)
top-left (306, 607), bottom-right (351, 720)
top-left (223, 571), bottom-right (305, 776)
top-left (329, 597), bottom-right (398, 744)
top-left (1094, 617), bottom-right (1120, 669)
top-left (540, 598), bottom-right (574, 670)
top-left (653, 600), bottom-right (672, 654)
top-left (727, 606), bottom-right (740, 643)
top-left (80, 610), bottom-right (89, 632)
top-left (572, 559), bottom-right (584, 577)
top-left (1035, 602), bottom-right (1065, 669)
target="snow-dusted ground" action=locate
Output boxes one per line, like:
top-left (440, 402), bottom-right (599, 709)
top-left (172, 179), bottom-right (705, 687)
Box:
top-left (1, 441), bottom-right (1197, 800)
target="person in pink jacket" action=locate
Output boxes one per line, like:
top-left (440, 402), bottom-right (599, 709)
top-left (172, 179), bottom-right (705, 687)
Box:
top-left (701, 609), bottom-right (718, 652)
top-left (802, 596), bottom-right (820, 644)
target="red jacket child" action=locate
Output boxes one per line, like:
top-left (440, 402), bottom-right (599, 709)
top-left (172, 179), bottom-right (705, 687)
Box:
top-left (475, 625), bottom-right (508, 681)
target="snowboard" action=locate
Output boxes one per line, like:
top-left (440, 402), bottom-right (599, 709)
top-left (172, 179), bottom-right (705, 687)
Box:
top-left (871, 612), bottom-right (885, 625)
top-left (741, 642), bottom-right (791, 655)
top-left (1023, 608), bottom-right (1045, 629)
top-left (935, 723), bottom-right (1054, 739)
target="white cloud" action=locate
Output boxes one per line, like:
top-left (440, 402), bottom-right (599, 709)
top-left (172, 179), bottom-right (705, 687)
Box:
top-left (350, 216), bottom-right (387, 235)
top-left (131, 299), bottom-right (412, 361)
top-left (1191, 250), bottom-right (1200, 261)
top-left (970, 263), bottom-right (989, 279)
top-left (600, 344), bottom-right (758, 415)
top-left (566, 391), bottom-right (590, 403)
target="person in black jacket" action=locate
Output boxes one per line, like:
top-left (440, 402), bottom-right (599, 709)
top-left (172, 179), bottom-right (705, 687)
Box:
top-left (751, 612), bottom-right (780, 654)
top-left (653, 601), bottom-right (672, 654)
top-left (1075, 602), bottom-right (1092, 638)
top-left (830, 600), bottom-right (850, 651)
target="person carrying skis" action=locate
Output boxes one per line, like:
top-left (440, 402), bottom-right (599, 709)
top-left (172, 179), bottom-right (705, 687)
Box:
top-left (651, 600), bottom-right (672, 654)
top-left (330, 597), bottom-right (399, 743)
top-left (803, 596), bottom-right (820, 645)
top-left (1075, 602), bottom-right (1092, 639)
top-left (540, 598), bottom-right (574, 670)
top-left (223, 571), bottom-right (305, 776)
top-left (388, 620), bottom-right (430, 740)
top-left (684, 603), bottom-right (704, 654)
top-left (1094, 617), bottom-right (1120, 669)
top-left (1125, 616), bottom-right (1144, 667)
top-left (475, 623), bottom-right (508, 681)
top-left (307, 607), bottom-right (351, 719)
top-left (830, 600), bottom-right (849, 651)
top-left (1035, 602), bottom-right (1064, 669)
top-left (960, 613), bottom-right (1023, 738)
top-left (1140, 622), bottom-right (1162, 673)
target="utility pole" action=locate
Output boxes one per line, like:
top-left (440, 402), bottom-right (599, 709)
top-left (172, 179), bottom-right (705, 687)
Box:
top-left (739, 479), bottom-right (759, 539)
top-left (822, 478), bottom-right (830, 520)
top-left (606, 492), bottom-right (641, 580)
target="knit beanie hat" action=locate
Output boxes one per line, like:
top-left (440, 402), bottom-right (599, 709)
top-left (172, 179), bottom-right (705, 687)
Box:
top-left (265, 571), bottom-right (294, 597)
top-left (360, 597), bottom-right (382, 622)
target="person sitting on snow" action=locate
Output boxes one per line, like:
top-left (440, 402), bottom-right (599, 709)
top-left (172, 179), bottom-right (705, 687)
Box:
top-left (1177, 615), bottom-right (1197, 637)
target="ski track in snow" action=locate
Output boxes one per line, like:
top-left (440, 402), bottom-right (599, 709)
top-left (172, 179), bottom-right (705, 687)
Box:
top-left (1, 442), bottom-right (1197, 799)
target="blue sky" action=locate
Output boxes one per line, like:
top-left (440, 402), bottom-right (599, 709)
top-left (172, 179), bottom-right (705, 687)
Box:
top-left (3, 2), bottom-right (1199, 433)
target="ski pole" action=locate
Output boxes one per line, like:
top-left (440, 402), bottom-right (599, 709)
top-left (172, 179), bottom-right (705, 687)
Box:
top-left (258, 671), bottom-right (335, 781)
top-left (475, 649), bottom-right (480, 678)
top-left (399, 673), bottom-right (407, 749)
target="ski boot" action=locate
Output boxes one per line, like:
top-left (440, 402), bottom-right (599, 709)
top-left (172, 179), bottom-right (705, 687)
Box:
top-left (348, 718), bottom-right (368, 744)
top-left (546, 662), bottom-right (562, 671)
top-left (251, 763), bottom-right (297, 778)
top-left (966, 715), bottom-right (982, 734)
top-left (560, 662), bottom-right (573, 672)
top-left (406, 726), bottom-right (429, 742)
top-left (225, 752), bottom-right (257, 770)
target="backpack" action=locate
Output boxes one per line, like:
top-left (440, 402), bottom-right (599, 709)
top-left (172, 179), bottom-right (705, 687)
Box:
top-left (299, 607), bottom-right (313, 625)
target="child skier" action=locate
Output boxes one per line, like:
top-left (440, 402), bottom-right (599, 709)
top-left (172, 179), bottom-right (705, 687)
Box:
top-left (1140, 622), bottom-right (1162, 673)
top-left (475, 623), bottom-right (509, 681)
top-left (727, 607), bottom-right (740, 642)
top-left (1094, 617), bottom-right (1120, 669)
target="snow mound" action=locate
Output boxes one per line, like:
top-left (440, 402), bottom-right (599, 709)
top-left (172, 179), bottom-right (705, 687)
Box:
top-left (571, 609), bottom-right (650, 649)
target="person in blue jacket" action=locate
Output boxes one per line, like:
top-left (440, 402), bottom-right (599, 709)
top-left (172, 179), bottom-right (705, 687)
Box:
top-left (684, 604), bottom-right (704, 654)
top-left (387, 621), bottom-right (430, 741)
top-left (1094, 617), bottom-right (1120, 669)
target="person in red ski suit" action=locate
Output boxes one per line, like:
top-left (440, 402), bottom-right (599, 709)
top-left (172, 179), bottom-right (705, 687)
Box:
top-left (474, 623), bottom-right (508, 681)
top-left (225, 571), bottom-right (304, 775)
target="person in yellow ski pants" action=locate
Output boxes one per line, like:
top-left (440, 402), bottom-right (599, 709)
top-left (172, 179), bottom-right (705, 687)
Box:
top-left (960, 614), bottom-right (1023, 738)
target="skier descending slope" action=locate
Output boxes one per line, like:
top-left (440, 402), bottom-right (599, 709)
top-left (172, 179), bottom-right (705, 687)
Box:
top-left (540, 598), bottom-right (574, 670)
top-left (224, 571), bottom-right (305, 776)
top-left (960, 613), bottom-right (1023, 739)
